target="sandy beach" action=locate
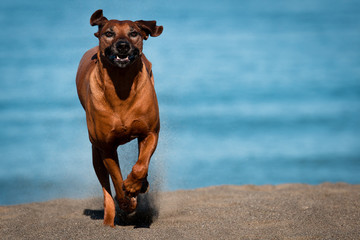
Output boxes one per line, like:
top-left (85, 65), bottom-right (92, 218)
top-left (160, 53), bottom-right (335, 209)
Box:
top-left (1, 183), bottom-right (359, 239)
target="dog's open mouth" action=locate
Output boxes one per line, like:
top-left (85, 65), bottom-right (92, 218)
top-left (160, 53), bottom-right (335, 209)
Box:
top-left (106, 51), bottom-right (139, 67)
top-left (114, 55), bottom-right (131, 64)
top-left (104, 46), bottom-right (140, 68)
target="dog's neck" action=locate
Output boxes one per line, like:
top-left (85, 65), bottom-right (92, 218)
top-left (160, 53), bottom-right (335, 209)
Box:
top-left (96, 53), bottom-right (144, 101)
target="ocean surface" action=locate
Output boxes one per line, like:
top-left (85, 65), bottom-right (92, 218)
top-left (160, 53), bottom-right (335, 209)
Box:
top-left (1, 0), bottom-right (359, 205)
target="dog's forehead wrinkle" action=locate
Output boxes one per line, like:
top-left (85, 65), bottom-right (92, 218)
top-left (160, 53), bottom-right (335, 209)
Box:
top-left (108, 19), bottom-right (134, 26)
top-left (107, 20), bottom-right (139, 30)
top-left (109, 24), bottom-right (134, 35)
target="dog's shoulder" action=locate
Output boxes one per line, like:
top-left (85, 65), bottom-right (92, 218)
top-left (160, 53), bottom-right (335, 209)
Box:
top-left (87, 46), bottom-right (99, 61)
top-left (141, 54), bottom-right (154, 85)
top-left (141, 54), bottom-right (152, 73)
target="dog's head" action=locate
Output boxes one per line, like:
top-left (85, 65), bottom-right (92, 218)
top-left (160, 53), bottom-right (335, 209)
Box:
top-left (90, 9), bottom-right (163, 68)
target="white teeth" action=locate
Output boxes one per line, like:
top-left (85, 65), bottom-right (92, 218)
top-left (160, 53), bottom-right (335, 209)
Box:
top-left (115, 55), bottom-right (129, 61)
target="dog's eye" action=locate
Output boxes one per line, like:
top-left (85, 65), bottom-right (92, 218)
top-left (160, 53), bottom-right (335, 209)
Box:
top-left (104, 31), bottom-right (115, 38)
top-left (129, 31), bottom-right (139, 38)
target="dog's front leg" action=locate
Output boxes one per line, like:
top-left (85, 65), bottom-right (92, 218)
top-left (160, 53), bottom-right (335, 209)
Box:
top-left (92, 146), bottom-right (116, 227)
top-left (94, 147), bottom-right (137, 222)
top-left (123, 132), bottom-right (159, 197)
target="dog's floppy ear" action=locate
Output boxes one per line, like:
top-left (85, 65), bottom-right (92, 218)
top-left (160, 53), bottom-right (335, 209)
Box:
top-left (135, 21), bottom-right (163, 40)
top-left (90, 9), bottom-right (108, 38)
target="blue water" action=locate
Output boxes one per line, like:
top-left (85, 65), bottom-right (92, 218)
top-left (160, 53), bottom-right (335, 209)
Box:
top-left (1, 0), bottom-right (360, 205)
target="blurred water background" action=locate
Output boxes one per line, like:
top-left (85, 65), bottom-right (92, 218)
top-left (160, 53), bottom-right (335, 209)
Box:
top-left (0, 0), bottom-right (359, 205)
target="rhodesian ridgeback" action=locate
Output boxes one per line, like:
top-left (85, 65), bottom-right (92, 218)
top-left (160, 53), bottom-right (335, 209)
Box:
top-left (76, 9), bottom-right (163, 227)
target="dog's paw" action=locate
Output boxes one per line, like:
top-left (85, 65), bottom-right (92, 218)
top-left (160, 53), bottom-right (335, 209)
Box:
top-left (123, 176), bottom-right (148, 197)
top-left (117, 196), bottom-right (137, 214)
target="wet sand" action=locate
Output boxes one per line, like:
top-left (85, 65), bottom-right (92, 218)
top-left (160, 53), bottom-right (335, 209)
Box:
top-left (1, 183), bottom-right (359, 239)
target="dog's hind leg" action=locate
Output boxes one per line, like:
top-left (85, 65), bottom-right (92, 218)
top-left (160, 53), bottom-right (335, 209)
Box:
top-left (92, 145), bottom-right (116, 227)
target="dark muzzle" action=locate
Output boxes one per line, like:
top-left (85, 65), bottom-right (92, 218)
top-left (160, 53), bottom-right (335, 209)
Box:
top-left (116, 40), bottom-right (131, 55)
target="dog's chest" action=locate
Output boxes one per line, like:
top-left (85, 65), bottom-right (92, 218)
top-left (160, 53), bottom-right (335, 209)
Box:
top-left (88, 107), bottom-right (149, 144)
top-left (110, 114), bottom-right (149, 140)
top-left (87, 94), bottom-right (157, 147)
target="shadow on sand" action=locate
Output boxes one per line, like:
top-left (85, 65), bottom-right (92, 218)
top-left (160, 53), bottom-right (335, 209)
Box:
top-left (83, 193), bottom-right (159, 228)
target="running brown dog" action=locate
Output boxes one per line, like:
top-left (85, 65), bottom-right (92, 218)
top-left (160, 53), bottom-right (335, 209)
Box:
top-left (76, 9), bottom-right (163, 227)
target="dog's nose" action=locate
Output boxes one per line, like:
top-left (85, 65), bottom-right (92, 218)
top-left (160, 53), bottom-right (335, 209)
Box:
top-left (116, 40), bottom-right (131, 54)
